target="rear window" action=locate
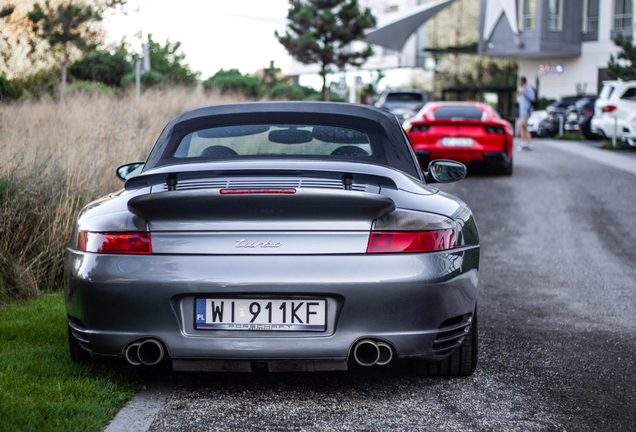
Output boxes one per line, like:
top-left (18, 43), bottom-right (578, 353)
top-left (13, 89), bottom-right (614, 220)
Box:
top-left (574, 98), bottom-right (596, 109)
top-left (174, 124), bottom-right (372, 159)
top-left (433, 105), bottom-right (484, 120)
top-left (386, 93), bottom-right (424, 102)
top-left (620, 88), bottom-right (636, 101)
top-left (599, 85), bottom-right (614, 100)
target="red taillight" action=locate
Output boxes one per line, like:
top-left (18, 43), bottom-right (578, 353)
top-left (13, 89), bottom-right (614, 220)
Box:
top-left (484, 126), bottom-right (505, 134)
top-left (602, 105), bottom-right (617, 113)
top-left (582, 110), bottom-right (594, 116)
top-left (220, 188), bottom-right (296, 194)
top-left (367, 230), bottom-right (456, 253)
top-left (410, 124), bottom-right (430, 133)
top-left (77, 232), bottom-right (152, 254)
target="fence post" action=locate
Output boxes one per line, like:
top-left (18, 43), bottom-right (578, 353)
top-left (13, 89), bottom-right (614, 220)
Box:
top-left (613, 117), bottom-right (618, 148)
top-left (135, 60), bottom-right (141, 105)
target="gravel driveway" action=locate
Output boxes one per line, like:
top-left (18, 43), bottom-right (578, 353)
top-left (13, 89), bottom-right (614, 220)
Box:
top-left (110, 139), bottom-right (636, 432)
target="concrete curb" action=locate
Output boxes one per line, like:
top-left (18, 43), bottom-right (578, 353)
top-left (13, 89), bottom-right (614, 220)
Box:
top-left (540, 140), bottom-right (636, 176)
top-left (105, 383), bottom-right (171, 432)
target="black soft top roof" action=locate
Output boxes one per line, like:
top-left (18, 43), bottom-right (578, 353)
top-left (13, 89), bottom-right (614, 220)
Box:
top-left (143, 102), bottom-right (420, 178)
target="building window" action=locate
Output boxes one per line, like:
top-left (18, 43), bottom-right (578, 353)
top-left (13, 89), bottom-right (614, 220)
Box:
top-left (519, 0), bottom-right (536, 30)
top-left (614, 0), bottom-right (633, 30)
top-left (548, 0), bottom-right (562, 30)
top-left (584, 0), bottom-right (600, 33)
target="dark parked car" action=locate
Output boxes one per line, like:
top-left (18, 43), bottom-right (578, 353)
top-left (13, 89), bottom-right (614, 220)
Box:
top-left (65, 102), bottom-right (480, 376)
top-left (564, 97), bottom-right (602, 139)
top-left (537, 95), bottom-right (597, 137)
top-left (375, 88), bottom-right (430, 122)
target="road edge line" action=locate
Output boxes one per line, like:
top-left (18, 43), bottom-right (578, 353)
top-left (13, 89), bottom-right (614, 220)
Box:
top-left (540, 140), bottom-right (636, 177)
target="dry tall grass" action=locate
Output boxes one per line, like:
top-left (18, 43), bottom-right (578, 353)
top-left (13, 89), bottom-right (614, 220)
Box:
top-left (0, 88), bottom-right (246, 303)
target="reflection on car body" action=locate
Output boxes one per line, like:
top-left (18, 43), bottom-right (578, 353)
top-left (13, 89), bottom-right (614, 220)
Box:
top-left (65, 102), bottom-right (479, 376)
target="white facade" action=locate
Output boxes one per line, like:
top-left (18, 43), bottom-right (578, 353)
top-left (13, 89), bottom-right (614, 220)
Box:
top-left (519, 1), bottom-right (627, 98)
top-left (480, 0), bottom-right (632, 99)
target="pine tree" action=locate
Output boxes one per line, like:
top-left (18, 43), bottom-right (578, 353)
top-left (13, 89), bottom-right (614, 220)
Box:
top-left (276, 0), bottom-right (376, 100)
top-left (608, 34), bottom-right (636, 80)
top-left (28, 1), bottom-right (101, 98)
top-left (143, 35), bottom-right (199, 86)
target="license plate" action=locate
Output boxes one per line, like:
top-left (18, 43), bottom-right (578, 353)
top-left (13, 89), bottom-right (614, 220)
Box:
top-left (195, 298), bottom-right (326, 331)
top-left (441, 137), bottom-right (473, 147)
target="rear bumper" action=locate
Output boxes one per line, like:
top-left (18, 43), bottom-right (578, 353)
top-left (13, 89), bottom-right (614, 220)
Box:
top-left (415, 150), bottom-right (510, 170)
top-left (65, 247), bottom-right (479, 361)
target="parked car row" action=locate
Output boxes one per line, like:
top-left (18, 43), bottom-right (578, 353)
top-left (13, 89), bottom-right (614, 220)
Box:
top-left (526, 80), bottom-right (636, 146)
top-left (375, 81), bottom-right (636, 178)
top-left (530, 94), bottom-right (600, 139)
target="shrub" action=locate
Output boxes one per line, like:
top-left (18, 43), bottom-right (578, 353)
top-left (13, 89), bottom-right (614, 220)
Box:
top-left (305, 92), bottom-right (346, 102)
top-left (10, 68), bottom-right (62, 100)
top-left (205, 68), bottom-right (242, 83)
top-left (268, 83), bottom-right (305, 101)
top-left (0, 171), bottom-right (75, 303)
top-left (66, 80), bottom-right (115, 97)
top-left (121, 70), bottom-right (168, 88)
top-left (0, 76), bottom-right (17, 101)
top-left (203, 69), bottom-right (262, 98)
top-left (538, 97), bottom-right (556, 110)
top-left (69, 52), bottom-right (132, 87)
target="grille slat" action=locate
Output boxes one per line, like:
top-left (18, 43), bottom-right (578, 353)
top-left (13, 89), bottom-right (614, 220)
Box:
top-left (432, 313), bottom-right (472, 354)
top-left (152, 177), bottom-right (372, 193)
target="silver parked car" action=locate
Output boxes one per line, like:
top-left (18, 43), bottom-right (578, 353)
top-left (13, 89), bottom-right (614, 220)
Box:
top-left (375, 88), bottom-right (430, 123)
top-left (65, 102), bottom-right (479, 376)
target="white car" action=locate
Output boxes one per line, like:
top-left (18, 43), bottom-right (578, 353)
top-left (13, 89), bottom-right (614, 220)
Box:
top-left (620, 120), bottom-right (636, 147)
top-left (591, 80), bottom-right (636, 139)
top-left (527, 110), bottom-right (548, 137)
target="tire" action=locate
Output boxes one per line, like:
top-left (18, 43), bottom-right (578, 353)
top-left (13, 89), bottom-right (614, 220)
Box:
top-left (582, 130), bottom-right (602, 140)
top-left (68, 326), bottom-right (93, 363)
top-left (412, 306), bottom-right (478, 377)
top-left (500, 158), bottom-right (513, 176)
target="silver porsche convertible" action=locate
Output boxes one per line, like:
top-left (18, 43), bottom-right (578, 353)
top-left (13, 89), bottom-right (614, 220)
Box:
top-left (65, 102), bottom-right (480, 376)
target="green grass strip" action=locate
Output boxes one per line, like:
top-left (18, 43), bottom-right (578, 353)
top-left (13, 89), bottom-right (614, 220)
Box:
top-left (0, 292), bottom-right (141, 432)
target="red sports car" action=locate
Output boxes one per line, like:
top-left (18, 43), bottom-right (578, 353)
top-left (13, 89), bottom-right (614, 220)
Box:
top-left (404, 102), bottom-right (514, 175)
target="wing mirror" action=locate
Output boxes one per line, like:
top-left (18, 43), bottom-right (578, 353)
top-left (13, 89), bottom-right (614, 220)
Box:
top-left (424, 160), bottom-right (466, 184)
top-left (116, 162), bottom-right (145, 182)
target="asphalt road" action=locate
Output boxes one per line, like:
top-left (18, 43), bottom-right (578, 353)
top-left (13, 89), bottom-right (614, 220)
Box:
top-left (116, 139), bottom-right (636, 432)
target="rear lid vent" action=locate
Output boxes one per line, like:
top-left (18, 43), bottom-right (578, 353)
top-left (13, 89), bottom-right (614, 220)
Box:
top-left (151, 177), bottom-right (373, 193)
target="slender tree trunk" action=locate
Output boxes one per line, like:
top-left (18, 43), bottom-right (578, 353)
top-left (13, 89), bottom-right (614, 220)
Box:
top-left (61, 42), bottom-right (67, 100)
top-left (320, 68), bottom-right (327, 101)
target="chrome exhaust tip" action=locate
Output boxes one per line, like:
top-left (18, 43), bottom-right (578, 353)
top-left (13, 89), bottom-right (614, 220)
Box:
top-left (353, 339), bottom-right (380, 366)
top-left (138, 339), bottom-right (165, 366)
top-left (125, 343), bottom-right (142, 366)
top-left (375, 342), bottom-right (393, 366)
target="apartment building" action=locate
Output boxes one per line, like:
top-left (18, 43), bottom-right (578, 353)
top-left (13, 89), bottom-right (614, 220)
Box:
top-left (478, 0), bottom-right (630, 98)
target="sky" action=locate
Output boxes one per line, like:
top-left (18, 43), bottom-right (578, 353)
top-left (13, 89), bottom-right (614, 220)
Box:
top-left (103, 0), bottom-right (294, 80)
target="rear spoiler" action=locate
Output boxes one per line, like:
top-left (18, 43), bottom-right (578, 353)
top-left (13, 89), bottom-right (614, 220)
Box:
top-left (125, 169), bottom-right (398, 192)
top-left (127, 188), bottom-right (395, 222)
